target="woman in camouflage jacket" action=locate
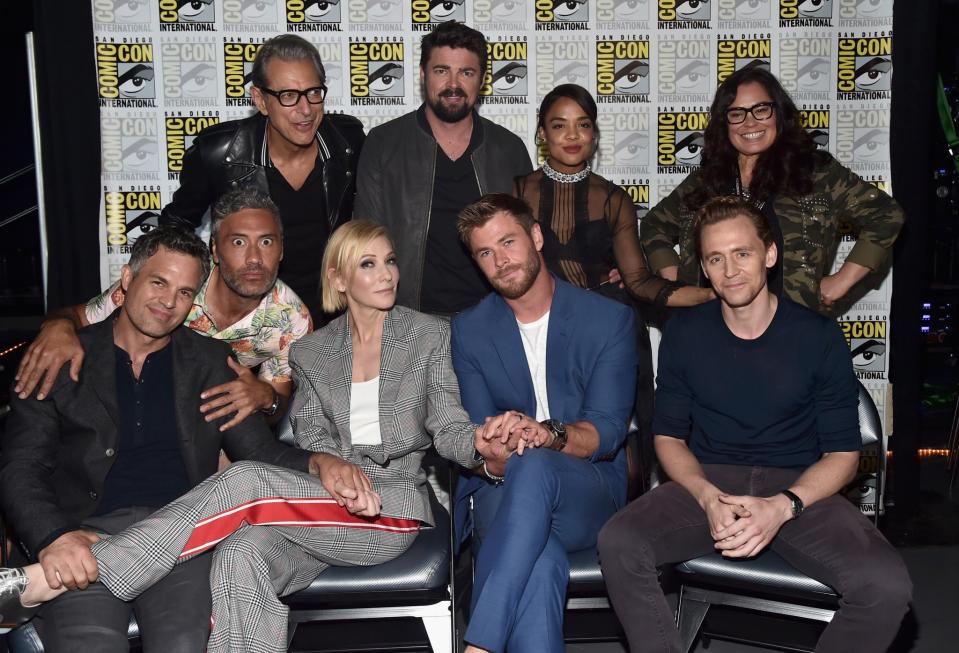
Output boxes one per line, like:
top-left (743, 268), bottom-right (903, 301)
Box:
top-left (640, 67), bottom-right (903, 315)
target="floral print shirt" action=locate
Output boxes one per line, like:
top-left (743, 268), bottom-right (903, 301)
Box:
top-left (85, 269), bottom-right (313, 382)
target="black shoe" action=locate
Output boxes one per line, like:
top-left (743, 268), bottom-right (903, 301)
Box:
top-left (0, 567), bottom-right (39, 626)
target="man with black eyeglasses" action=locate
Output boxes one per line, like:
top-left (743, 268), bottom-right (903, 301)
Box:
top-left (161, 34), bottom-right (365, 322)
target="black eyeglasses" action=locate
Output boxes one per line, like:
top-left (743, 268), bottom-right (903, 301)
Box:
top-left (725, 101), bottom-right (776, 124)
top-left (258, 85), bottom-right (327, 107)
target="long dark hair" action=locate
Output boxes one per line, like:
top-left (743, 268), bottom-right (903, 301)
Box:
top-left (688, 67), bottom-right (817, 208)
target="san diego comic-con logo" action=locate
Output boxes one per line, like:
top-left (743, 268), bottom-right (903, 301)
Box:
top-left (473, 0), bottom-right (527, 30)
top-left (162, 40), bottom-right (218, 106)
top-left (304, 37), bottom-right (344, 107)
top-left (536, 0), bottom-right (590, 31)
top-left (865, 175), bottom-right (889, 194)
top-left (779, 33), bottom-right (831, 101)
top-left (657, 35), bottom-right (711, 103)
top-left (349, 38), bottom-right (405, 106)
top-left (778, 0), bottom-right (833, 27)
top-left (482, 39), bottom-right (528, 104)
top-left (837, 33), bottom-right (892, 100)
top-left (597, 0), bottom-right (650, 30)
top-left (657, 108), bottom-right (709, 174)
top-left (489, 114), bottom-right (530, 149)
top-left (535, 39), bottom-right (590, 101)
top-left (96, 38), bottom-right (157, 108)
top-left (717, 35), bottom-right (771, 84)
top-left (222, 0), bottom-right (280, 31)
top-left (103, 188), bottom-right (163, 252)
top-left (834, 105), bottom-right (889, 172)
top-left (222, 39), bottom-right (264, 107)
top-left (348, 0), bottom-right (403, 29)
top-left (159, 0), bottom-right (216, 31)
top-left (92, 0), bottom-right (152, 31)
top-left (657, 0), bottom-right (712, 29)
top-left (596, 38), bottom-right (650, 103)
top-left (101, 115), bottom-right (160, 180)
top-left (412, 0), bottom-right (466, 31)
top-left (165, 113), bottom-right (221, 179)
top-left (799, 106), bottom-right (830, 150)
top-left (717, 0), bottom-right (771, 29)
top-left (620, 181), bottom-right (650, 222)
top-left (597, 110), bottom-right (650, 174)
top-left (286, 0), bottom-right (344, 31)
top-left (839, 317), bottom-right (887, 379)
top-left (837, 0), bottom-right (892, 28)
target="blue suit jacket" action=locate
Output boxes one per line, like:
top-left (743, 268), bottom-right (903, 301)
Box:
top-left (450, 278), bottom-right (638, 540)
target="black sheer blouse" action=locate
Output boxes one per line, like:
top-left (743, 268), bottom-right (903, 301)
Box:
top-left (515, 170), bottom-right (680, 306)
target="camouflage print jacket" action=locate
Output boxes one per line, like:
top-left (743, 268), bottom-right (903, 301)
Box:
top-left (640, 152), bottom-right (904, 314)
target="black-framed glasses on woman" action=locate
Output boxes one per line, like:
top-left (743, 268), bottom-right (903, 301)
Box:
top-left (725, 101), bottom-right (776, 124)
top-left (258, 85), bottom-right (327, 106)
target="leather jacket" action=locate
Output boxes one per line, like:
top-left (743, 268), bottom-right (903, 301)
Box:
top-left (161, 112), bottom-right (365, 232)
top-left (354, 108), bottom-right (532, 310)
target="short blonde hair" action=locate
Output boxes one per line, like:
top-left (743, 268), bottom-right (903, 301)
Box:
top-left (321, 220), bottom-right (394, 313)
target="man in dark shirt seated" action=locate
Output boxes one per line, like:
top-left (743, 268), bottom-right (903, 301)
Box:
top-left (598, 197), bottom-right (911, 653)
top-left (0, 227), bottom-right (315, 652)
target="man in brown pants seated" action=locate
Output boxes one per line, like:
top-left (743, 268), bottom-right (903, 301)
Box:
top-left (598, 196), bottom-right (911, 653)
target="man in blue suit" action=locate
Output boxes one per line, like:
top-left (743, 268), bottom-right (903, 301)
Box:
top-left (450, 193), bottom-right (637, 653)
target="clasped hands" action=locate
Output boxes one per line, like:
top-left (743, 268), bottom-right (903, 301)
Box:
top-left (473, 410), bottom-right (552, 477)
top-left (310, 453), bottom-right (381, 518)
top-left (701, 491), bottom-right (793, 559)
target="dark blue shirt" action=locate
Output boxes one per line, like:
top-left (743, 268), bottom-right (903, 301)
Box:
top-left (653, 298), bottom-right (860, 468)
top-left (94, 342), bottom-right (191, 515)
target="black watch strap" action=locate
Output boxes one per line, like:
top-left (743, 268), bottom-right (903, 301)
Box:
top-left (781, 489), bottom-right (804, 519)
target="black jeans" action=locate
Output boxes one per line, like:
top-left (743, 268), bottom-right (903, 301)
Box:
top-left (32, 506), bottom-right (213, 653)
top-left (597, 464), bottom-right (912, 653)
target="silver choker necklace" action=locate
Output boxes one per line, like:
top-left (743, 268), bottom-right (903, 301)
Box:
top-left (542, 160), bottom-right (590, 184)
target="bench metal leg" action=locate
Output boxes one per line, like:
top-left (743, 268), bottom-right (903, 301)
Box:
top-left (421, 614), bottom-right (453, 653)
top-left (677, 591), bottom-right (710, 653)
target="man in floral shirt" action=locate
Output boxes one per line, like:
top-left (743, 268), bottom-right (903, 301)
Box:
top-left (15, 189), bottom-right (312, 429)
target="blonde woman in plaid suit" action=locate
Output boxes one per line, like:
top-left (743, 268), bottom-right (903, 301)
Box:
top-left (1, 221), bottom-right (501, 652)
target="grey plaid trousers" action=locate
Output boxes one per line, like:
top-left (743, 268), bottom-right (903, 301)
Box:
top-left (90, 460), bottom-right (419, 653)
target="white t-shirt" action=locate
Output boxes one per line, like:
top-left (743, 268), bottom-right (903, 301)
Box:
top-left (349, 377), bottom-right (382, 446)
top-left (517, 311), bottom-right (551, 421)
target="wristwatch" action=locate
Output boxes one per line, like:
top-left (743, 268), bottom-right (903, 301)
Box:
top-left (781, 489), bottom-right (804, 519)
top-left (540, 419), bottom-right (568, 451)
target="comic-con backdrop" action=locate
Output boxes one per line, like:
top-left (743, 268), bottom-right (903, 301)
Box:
top-left (91, 0), bottom-right (894, 513)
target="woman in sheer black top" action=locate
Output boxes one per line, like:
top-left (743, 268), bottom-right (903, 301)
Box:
top-left (515, 84), bottom-right (713, 311)
top-left (514, 85), bottom-right (713, 488)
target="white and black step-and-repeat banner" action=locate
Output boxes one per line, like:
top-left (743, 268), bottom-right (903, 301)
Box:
top-left (91, 0), bottom-right (895, 513)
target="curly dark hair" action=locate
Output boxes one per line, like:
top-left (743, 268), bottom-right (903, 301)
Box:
top-left (688, 67), bottom-right (817, 209)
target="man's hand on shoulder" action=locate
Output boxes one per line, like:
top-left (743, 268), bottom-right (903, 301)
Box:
top-left (712, 493), bottom-right (793, 559)
top-left (37, 530), bottom-right (101, 591)
top-left (200, 357), bottom-right (276, 431)
top-left (14, 318), bottom-right (85, 400)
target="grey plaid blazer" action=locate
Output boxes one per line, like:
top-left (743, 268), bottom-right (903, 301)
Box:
top-left (288, 306), bottom-right (479, 526)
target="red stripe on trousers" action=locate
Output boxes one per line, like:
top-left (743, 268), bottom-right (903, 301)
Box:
top-left (179, 497), bottom-right (420, 558)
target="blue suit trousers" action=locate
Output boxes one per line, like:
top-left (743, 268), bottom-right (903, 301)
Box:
top-left (465, 448), bottom-right (619, 653)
